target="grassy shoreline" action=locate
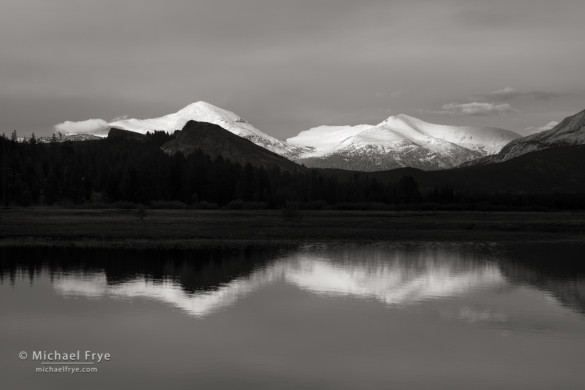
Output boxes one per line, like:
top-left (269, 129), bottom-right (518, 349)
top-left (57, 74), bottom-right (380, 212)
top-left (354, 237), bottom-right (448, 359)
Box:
top-left (1, 208), bottom-right (585, 249)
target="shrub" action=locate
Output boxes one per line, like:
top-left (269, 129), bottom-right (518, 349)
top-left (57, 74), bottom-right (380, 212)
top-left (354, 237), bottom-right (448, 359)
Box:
top-left (150, 200), bottom-right (187, 209)
top-left (113, 201), bottom-right (139, 209)
top-left (193, 201), bottom-right (219, 210)
top-left (135, 204), bottom-right (148, 222)
top-left (303, 200), bottom-right (327, 210)
top-left (281, 201), bottom-right (302, 222)
top-left (242, 201), bottom-right (267, 210)
top-left (224, 199), bottom-right (245, 210)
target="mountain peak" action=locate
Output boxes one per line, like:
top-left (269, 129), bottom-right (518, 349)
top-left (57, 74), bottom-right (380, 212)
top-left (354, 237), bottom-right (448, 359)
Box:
top-left (378, 113), bottom-right (424, 128)
top-left (176, 100), bottom-right (216, 113)
top-left (395, 113), bottom-right (417, 121)
top-left (176, 100), bottom-right (236, 117)
top-left (174, 100), bottom-right (250, 126)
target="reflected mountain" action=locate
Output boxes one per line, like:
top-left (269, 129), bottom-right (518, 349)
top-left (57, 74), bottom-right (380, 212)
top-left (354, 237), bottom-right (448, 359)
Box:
top-left (2, 243), bottom-right (585, 318)
top-left (283, 249), bottom-right (503, 305)
top-left (0, 244), bottom-right (501, 317)
top-left (0, 246), bottom-right (284, 292)
top-left (53, 267), bottom-right (284, 317)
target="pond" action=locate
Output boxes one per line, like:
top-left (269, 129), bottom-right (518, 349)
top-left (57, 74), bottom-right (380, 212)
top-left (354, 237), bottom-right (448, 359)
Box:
top-left (1, 242), bottom-right (584, 389)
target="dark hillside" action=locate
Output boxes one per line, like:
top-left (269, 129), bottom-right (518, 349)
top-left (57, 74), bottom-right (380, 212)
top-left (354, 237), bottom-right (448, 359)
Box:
top-left (162, 121), bottom-right (302, 172)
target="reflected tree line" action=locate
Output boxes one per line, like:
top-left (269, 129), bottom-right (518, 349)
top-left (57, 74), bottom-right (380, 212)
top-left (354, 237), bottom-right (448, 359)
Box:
top-left (0, 245), bottom-right (287, 293)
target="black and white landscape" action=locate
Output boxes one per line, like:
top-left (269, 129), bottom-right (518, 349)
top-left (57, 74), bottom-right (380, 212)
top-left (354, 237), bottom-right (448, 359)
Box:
top-left (1, 1), bottom-right (585, 390)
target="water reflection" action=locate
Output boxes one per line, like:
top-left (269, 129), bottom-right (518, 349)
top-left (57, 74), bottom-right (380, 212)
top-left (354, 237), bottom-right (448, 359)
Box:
top-left (284, 253), bottom-right (502, 305)
top-left (3, 243), bottom-right (584, 318)
top-left (3, 243), bottom-right (585, 390)
top-left (498, 243), bottom-right (585, 316)
top-left (53, 266), bottom-right (283, 317)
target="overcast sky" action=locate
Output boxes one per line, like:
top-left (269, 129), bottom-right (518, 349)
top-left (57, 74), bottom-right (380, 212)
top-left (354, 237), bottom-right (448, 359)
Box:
top-left (1, 0), bottom-right (584, 138)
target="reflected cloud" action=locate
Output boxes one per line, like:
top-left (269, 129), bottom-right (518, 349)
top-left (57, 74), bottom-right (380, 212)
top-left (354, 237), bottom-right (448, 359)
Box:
top-left (55, 274), bottom-right (108, 298)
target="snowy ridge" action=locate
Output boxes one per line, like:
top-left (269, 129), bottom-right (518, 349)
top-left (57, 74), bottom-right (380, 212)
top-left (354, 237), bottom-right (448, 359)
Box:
top-left (288, 114), bottom-right (520, 171)
top-left (109, 101), bottom-right (307, 159)
top-left (387, 114), bottom-right (520, 155)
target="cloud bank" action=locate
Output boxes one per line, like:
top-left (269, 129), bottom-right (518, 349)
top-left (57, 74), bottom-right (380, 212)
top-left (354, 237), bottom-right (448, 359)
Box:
top-left (53, 118), bottom-right (110, 136)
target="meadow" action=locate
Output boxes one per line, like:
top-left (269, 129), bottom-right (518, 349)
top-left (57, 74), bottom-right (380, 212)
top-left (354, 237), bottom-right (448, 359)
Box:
top-left (1, 208), bottom-right (585, 249)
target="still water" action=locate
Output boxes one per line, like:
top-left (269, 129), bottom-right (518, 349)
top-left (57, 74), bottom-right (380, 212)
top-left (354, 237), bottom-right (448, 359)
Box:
top-left (1, 242), bottom-right (584, 389)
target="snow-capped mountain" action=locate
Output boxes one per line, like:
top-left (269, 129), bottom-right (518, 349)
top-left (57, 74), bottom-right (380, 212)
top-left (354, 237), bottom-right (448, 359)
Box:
top-left (288, 114), bottom-right (520, 171)
top-left (465, 108), bottom-right (585, 166)
top-left (109, 101), bottom-right (307, 159)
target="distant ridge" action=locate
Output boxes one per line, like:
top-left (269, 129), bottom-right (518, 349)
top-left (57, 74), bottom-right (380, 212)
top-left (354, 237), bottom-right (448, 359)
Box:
top-left (463, 108), bottom-right (585, 166)
top-left (368, 144), bottom-right (585, 194)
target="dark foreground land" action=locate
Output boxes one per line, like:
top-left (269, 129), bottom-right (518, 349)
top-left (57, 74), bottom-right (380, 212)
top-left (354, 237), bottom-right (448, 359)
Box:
top-left (1, 208), bottom-right (585, 248)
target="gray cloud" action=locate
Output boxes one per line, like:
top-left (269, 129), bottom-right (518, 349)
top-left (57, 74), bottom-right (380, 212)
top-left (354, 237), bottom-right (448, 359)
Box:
top-left (110, 115), bottom-right (129, 122)
top-left (436, 102), bottom-right (519, 116)
top-left (478, 87), bottom-right (562, 102)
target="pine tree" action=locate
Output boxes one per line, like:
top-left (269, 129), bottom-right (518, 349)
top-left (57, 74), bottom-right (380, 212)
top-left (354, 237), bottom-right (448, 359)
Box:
top-left (398, 176), bottom-right (421, 203)
top-left (44, 173), bottom-right (60, 205)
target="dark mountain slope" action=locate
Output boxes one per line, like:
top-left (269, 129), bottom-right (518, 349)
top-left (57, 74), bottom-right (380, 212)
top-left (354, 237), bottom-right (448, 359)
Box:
top-left (365, 145), bottom-right (585, 194)
top-left (161, 121), bottom-right (302, 172)
top-left (107, 128), bottom-right (149, 142)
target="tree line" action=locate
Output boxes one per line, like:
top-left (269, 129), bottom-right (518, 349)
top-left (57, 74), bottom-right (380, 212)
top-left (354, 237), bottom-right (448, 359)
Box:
top-left (0, 132), bottom-right (424, 208)
top-left (2, 132), bottom-right (585, 211)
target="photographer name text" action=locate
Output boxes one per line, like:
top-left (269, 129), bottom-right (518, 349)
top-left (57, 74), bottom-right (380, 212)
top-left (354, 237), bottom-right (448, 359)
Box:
top-left (28, 350), bottom-right (110, 363)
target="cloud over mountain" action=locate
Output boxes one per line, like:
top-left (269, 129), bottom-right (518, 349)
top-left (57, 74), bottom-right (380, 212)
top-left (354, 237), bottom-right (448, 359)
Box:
top-left (53, 118), bottom-right (110, 136)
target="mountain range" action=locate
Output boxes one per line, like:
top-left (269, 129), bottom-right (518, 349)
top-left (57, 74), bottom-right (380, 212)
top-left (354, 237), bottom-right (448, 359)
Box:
top-left (107, 106), bottom-right (585, 195)
top-left (59, 101), bottom-right (585, 179)
top-left (105, 101), bottom-right (520, 171)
